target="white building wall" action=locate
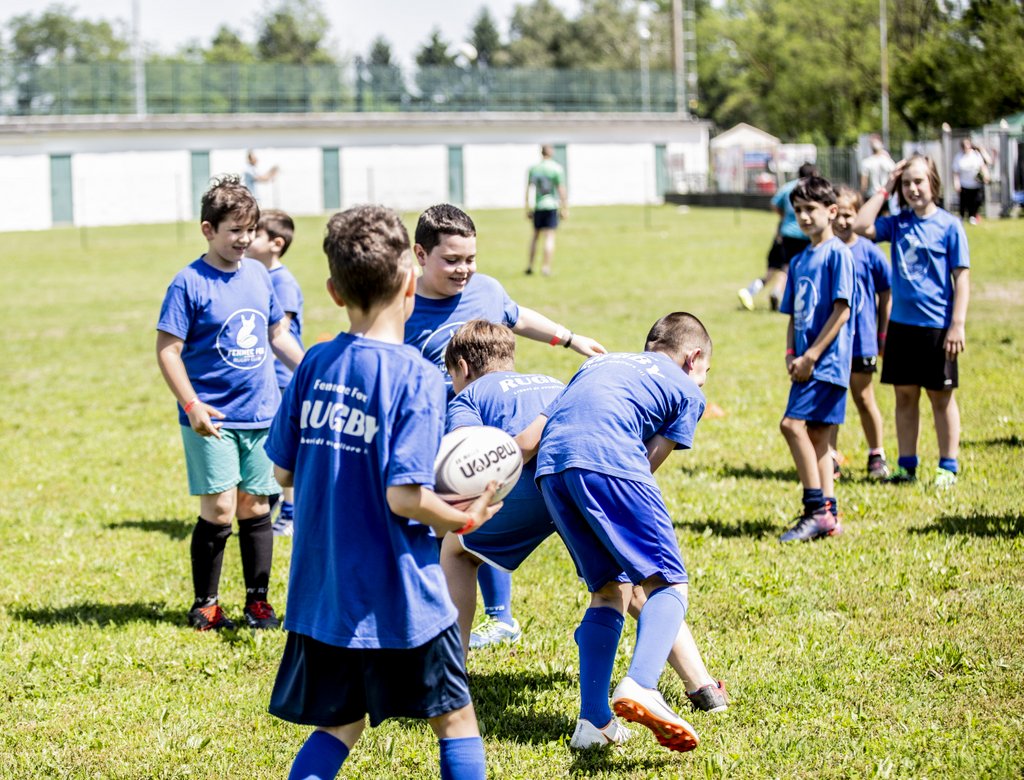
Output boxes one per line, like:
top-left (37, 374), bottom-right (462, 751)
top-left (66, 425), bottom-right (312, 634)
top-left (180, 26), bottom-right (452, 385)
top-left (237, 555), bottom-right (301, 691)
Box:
top-left (73, 151), bottom-right (191, 227)
top-left (340, 145), bottom-right (448, 211)
top-left (208, 147), bottom-right (323, 215)
top-left (0, 155), bottom-right (51, 232)
top-left (464, 144), bottom-right (537, 209)
top-left (568, 144), bottom-right (655, 205)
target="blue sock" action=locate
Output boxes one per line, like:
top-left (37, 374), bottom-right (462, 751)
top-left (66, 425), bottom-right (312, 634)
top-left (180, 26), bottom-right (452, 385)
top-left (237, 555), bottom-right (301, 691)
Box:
top-left (898, 455), bottom-right (919, 475)
top-left (826, 497), bottom-right (838, 517)
top-left (279, 501), bottom-right (294, 521)
top-left (289, 730), bottom-right (349, 780)
top-left (478, 564), bottom-right (514, 624)
top-left (938, 457), bottom-right (959, 474)
top-left (439, 736), bottom-right (485, 780)
top-left (627, 587), bottom-right (687, 689)
top-left (802, 488), bottom-right (825, 514)
top-left (575, 607), bottom-right (624, 726)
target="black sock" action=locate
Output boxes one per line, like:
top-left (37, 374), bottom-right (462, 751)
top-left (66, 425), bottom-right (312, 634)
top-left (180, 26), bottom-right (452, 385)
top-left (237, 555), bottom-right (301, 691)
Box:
top-left (238, 513), bottom-right (273, 605)
top-left (802, 488), bottom-right (825, 514)
top-left (190, 517), bottom-right (232, 607)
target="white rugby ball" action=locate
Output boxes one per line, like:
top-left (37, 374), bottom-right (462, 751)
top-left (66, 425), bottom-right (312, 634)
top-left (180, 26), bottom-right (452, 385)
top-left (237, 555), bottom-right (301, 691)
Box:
top-left (434, 425), bottom-right (523, 507)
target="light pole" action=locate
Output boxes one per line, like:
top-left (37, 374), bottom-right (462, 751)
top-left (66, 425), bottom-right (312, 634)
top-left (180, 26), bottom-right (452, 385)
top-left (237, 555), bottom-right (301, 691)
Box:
top-left (880, 0), bottom-right (889, 149)
top-left (638, 0), bottom-right (653, 112)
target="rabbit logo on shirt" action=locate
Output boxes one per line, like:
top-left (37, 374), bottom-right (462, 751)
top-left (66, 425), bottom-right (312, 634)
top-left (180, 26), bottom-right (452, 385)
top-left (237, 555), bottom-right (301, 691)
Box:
top-left (899, 234), bottom-right (928, 282)
top-left (217, 308), bottom-right (269, 370)
top-left (793, 278), bottom-right (818, 333)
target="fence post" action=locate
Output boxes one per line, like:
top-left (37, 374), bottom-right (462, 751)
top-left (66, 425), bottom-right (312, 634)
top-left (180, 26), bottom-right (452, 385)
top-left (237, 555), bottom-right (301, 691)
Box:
top-left (998, 119), bottom-right (1011, 218)
top-left (941, 123), bottom-right (953, 210)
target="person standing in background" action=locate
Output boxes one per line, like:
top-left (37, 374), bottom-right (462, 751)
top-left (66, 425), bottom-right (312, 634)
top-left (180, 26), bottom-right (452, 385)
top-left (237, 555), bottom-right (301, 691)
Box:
top-left (525, 145), bottom-right (567, 276)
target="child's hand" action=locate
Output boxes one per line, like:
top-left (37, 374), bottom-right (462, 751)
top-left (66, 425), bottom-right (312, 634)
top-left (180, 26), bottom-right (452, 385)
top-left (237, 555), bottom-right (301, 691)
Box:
top-left (944, 322), bottom-right (966, 361)
top-left (462, 481), bottom-right (504, 534)
top-left (570, 334), bottom-right (607, 357)
top-left (789, 354), bottom-right (815, 382)
top-left (885, 160), bottom-right (907, 196)
top-left (188, 403), bottom-right (225, 438)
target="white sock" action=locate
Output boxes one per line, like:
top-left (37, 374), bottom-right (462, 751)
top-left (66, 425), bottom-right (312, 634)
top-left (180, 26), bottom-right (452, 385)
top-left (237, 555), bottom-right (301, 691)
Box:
top-left (748, 278), bottom-right (764, 295)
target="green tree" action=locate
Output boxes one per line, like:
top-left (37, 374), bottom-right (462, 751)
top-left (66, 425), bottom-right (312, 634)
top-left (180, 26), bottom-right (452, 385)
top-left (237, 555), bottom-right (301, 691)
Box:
top-left (506, 0), bottom-right (571, 67)
top-left (255, 0), bottom-right (336, 64)
top-left (368, 35), bottom-right (394, 66)
top-left (6, 4), bottom-right (128, 64)
top-left (203, 25), bottom-right (254, 64)
top-left (470, 7), bottom-right (506, 66)
top-left (415, 28), bottom-right (456, 67)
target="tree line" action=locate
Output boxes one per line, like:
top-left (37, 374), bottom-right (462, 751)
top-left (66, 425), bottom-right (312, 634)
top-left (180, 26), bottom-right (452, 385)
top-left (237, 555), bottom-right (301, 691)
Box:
top-left (3, 0), bottom-right (1021, 142)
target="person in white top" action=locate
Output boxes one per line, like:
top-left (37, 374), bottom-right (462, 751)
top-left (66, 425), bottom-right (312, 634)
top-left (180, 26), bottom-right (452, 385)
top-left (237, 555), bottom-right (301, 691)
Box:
top-left (859, 135), bottom-right (896, 213)
top-left (952, 138), bottom-right (990, 224)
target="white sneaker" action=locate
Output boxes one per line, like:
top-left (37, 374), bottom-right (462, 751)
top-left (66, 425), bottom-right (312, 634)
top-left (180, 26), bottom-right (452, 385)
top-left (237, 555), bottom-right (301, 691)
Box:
top-left (611, 676), bottom-right (700, 752)
top-left (468, 616), bottom-right (522, 649)
top-left (569, 717), bottom-right (632, 749)
top-left (737, 287), bottom-right (755, 311)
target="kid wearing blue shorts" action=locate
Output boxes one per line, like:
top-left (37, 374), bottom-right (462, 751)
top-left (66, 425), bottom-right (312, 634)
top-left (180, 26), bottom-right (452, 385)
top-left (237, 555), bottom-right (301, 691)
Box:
top-left (407, 203), bottom-right (606, 649)
top-left (246, 208), bottom-right (304, 536)
top-left (156, 176), bottom-right (304, 631)
top-left (778, 177), bottom-right (856, 542)
top-left (535, 312), bottom-right (718, 753)
top-left (265, 206), bottom-right (501, 780)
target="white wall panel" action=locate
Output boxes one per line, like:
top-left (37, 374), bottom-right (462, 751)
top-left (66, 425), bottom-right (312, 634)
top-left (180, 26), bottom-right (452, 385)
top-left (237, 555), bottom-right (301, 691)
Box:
top-left (567, 144), bottom-right (655, 206)
top-left (72, 151), bottom-right (191, 227)
top-left (340, 145), bottom-right (447, 211)
top-left (463, 144), bottom-right (538, 209)
top-left (0, 155), bottom-right (51, 232)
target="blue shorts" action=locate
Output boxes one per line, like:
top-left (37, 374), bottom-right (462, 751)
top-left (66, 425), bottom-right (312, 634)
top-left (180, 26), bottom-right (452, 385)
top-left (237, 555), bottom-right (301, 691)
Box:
top-left (784, 379), bottom-right (847, 425)
top-left (538, 469), bottom-right (687, 592)
top-left (180, 426), bottom-right (279, 496)
top-left (458, 494), bottom-right (555, 572)
top-left (533, 209), bottom-right (559, 230)
top-left (269, 623), bottom-right (471, 728)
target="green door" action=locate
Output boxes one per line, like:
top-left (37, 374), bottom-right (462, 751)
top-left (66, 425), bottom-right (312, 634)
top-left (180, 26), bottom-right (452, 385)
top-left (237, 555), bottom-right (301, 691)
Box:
top-left (448, 146), bottom-right (464, 205)
top-left (322, 148), bottom-right (341, 211)
top-left (50, 154), bottom-right (73, 225)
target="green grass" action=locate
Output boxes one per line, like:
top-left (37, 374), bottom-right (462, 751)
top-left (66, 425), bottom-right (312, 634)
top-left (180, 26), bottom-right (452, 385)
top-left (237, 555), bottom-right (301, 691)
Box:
top-left (1, 206), bottom-right (1022, 779)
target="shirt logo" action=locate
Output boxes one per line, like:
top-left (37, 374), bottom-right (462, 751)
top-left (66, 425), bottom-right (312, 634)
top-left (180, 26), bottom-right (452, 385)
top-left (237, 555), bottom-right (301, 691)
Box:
top-left (899, 234), bottom-right (927, 282)
top-left (217, 308), bottom-right (269, 370)
top-left (793, 278), bottom-right (818, 332)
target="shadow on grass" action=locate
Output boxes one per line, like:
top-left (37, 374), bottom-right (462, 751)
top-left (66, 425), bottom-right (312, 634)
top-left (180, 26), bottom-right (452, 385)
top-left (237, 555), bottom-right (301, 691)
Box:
top-left (12, 600), bottom-right (182, 627)
top-left (676, 518), bottom-right (778, 539)
top-left (569, 748), bottom-right (672, 776)
top-left (909, 513), bottom-right (1024, 538)
top-left (471, 669), bottom-right (573, 744)
top-left (718, 463), bottom-right (798, 482)
top-left (963, 434), bottom-right (1024, 449)
top-left (109, 517), bottom-right (193, 540)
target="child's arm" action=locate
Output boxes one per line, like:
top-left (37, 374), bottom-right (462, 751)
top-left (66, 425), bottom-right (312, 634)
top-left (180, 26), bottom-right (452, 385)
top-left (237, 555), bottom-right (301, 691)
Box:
top-left (386, 483), bottom-right (502, 536)
top-left (945, 268), bottom-right (969, 360)
top-left (514, 414), bottom-right (548, 464)
top-left (789, 301), bottom-right (851, 382)
top-left (269, 319), bottom-right (304, 372)
top-left (785, 318), bottom-right (796, 375)
top-left (854, 159), bottom-right (906, 238)
top-left (645, 434), bottom-right (677, 473)
top-left (156, 331), bottom-right (225, 438)
top-left (513, 306), bottom-right (606, 357)
top-left (876, 289), bottom-right (892, 356)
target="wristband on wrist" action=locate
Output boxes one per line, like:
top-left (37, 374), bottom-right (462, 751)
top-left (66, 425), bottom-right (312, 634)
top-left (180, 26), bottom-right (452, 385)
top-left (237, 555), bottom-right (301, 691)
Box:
top-left (785, 348), bottom-right (796, 356)
top-left (877, 187), bottom-right (889, 199)
top-left (562, 331), bottom-right (574, 349)
top-left (549, 326), bottom-right (568, 347)
top-left (183, 397), bottom-right (200, 414)
top-left (878, 331), bottom-right (886, 342)
top-left (454, 514), bottom-right (476, 535)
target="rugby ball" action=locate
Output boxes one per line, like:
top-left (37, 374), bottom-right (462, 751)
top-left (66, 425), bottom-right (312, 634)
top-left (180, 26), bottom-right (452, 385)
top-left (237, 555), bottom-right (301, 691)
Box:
top-left (434, 426), bottom-right (523, 507)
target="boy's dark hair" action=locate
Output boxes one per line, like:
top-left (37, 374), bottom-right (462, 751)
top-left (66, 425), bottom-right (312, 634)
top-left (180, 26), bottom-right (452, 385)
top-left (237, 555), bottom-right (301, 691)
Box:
top-left (323, 205), bottom-right (411, 311)
top-left (790, 176), bottom-right (837, 207)
top-left (444, 320), bottom-right (515, 377)
top-left (835, 184), bottom-right (863, 210)
top-left (645, 312), bottom-right (712, 357)
top-left (258, 209), bottom-right (295, 257)
top-left (200, 175), bottom-right (259, 229)
top-left (896, 154), bottom-right (943, 209)
top-left (415, 204), bottom-right (476, 253)
top-left (797, 162), bottom-right (819, 178)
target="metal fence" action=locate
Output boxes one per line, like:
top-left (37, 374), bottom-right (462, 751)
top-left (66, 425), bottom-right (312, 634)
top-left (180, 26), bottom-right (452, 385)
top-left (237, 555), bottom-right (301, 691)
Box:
top-left (0, 61), bottom-right (686, 116)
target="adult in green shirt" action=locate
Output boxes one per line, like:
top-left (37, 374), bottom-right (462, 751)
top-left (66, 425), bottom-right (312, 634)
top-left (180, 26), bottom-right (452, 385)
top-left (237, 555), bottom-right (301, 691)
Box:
top-left (526, 145), bottom-right (567, 276)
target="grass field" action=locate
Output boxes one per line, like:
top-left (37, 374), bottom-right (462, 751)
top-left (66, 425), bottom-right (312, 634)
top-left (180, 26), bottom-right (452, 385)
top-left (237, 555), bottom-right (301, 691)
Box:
top-left (1, 205), bottom-right (1022, 779)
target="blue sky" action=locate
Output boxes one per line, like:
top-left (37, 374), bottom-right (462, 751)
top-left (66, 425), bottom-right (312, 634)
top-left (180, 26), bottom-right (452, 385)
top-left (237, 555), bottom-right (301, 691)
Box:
top-left (2, 0), bottom-right (581, 67)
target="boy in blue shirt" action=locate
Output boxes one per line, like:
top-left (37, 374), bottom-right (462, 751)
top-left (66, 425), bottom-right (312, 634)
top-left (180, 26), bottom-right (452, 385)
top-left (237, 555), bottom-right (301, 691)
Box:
top-left (246, 208), bottom-right (304, 536)
top-left (156, 176), bottom-right (304, 632)
top-left (778, 177), bottom-right (856, 542)
top-left (406, 203), bottom-right (606, 649)
top-left (265, 206), bottom-right (501, 780)
top-left (535, 312), bottom-right (717, 753)
top-left (831, 186), bottom-right (892, 479)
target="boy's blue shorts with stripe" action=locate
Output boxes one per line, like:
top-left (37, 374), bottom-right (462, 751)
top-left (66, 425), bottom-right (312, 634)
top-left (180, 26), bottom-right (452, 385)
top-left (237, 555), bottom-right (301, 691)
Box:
top-left (458, 494), bottom-right (556, 572)
top-left (538, 468), bottom-right (687, 593)
top-left (784, 378), bottom-right (847, 425)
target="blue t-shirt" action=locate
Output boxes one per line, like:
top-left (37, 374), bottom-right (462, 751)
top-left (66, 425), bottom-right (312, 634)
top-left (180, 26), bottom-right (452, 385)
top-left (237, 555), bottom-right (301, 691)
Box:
top-left (772, 179), bottom-right (805, 239)
top-left (268, 265), bottom-right (304, 388)
top-left (157, 257), bottom-right (283, 428)
top-left (265, 332), bottom-right (454, 650)
top-left (780, 237), bottom-right (857, 388)
top-left (447, 371), bottom-right (564, 502)
top-left (535, 352), bottom-right (706, 487)
top-left (404, 273), bottom-right (520, 397)
top-left (873, 208), bottom-right (969, 329)
top-left (848, 237), bottom-right (891, 359)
